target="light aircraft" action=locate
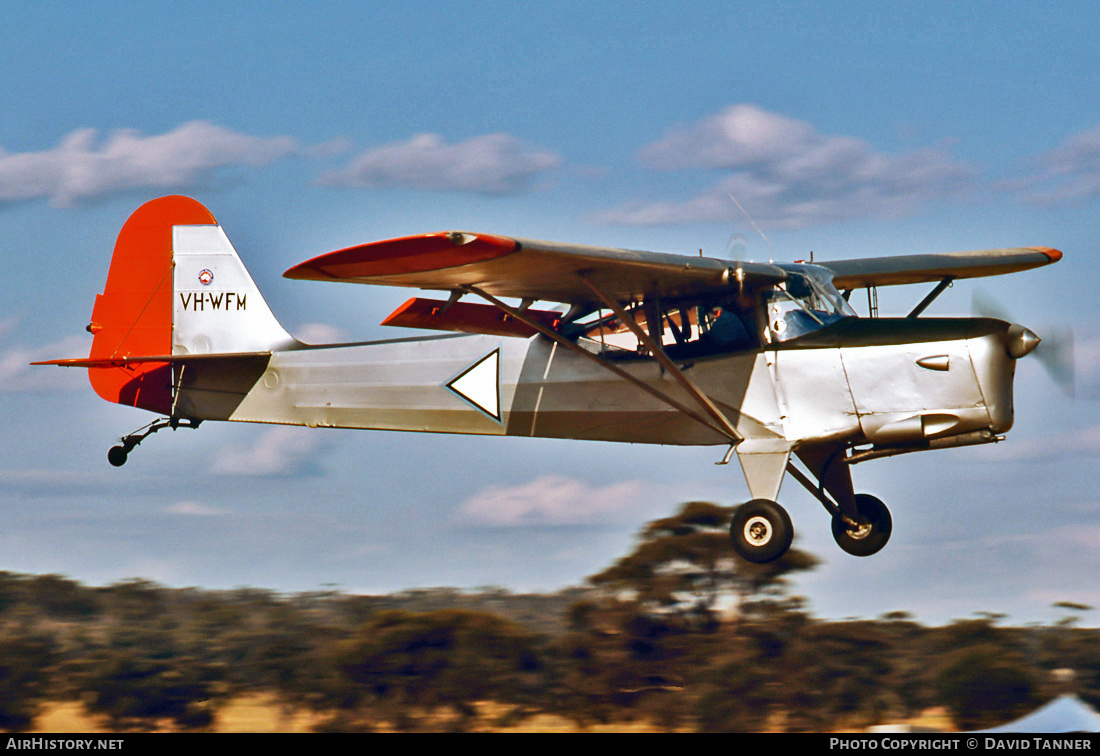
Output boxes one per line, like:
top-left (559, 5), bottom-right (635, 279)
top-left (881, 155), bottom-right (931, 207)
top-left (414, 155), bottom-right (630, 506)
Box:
top-left (37, 195), bottom-right (1066, 563)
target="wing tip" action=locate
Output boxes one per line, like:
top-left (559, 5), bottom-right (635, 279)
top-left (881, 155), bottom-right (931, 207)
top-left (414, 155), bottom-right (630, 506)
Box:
top-left (1028, 246), bottom-right (1063, 263)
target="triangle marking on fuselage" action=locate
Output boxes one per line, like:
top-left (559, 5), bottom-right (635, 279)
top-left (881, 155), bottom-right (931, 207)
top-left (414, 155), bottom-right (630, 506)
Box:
top-left (446, 348), bottom-right (501, 421)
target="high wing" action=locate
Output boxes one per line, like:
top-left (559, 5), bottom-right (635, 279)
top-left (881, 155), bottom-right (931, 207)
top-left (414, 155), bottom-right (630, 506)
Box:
top-left (283, 232), bottom-right (788, 305)
top-left (819, 246), bottom-right (1062, 290)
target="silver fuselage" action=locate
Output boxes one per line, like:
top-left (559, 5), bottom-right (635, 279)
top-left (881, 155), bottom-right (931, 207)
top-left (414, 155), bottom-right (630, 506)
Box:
top-left (172, 317), bottom-right (1016, 452)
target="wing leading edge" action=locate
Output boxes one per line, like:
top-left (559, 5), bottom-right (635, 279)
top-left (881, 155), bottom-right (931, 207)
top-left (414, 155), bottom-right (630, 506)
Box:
top-left (283, 232), bottom-right (788, 305)
top-left (284, 234), bottom-right (1063, 339)
top-left (820, 247), bottom-right (1062, 290)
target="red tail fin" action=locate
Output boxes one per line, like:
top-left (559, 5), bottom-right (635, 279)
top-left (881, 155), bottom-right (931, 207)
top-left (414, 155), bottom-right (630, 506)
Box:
top-left (88, 196), bottom-right (217, 413)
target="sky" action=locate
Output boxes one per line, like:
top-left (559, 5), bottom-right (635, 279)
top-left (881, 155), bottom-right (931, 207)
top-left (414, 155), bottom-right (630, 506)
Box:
top-left (2, 0), bottom-right (1099, 626)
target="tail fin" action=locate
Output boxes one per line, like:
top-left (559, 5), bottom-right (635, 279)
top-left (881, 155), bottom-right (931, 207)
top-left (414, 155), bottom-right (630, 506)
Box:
top-left (85, 195), bottom-right (295, 413)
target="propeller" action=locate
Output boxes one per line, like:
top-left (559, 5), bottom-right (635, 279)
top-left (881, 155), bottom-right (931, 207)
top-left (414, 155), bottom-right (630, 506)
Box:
top-left (972, 290), bottom-right (1075, 396)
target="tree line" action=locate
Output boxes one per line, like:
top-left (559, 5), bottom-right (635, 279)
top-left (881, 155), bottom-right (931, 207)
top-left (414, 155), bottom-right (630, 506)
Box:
top-left (0, 502), bottom-right (1096, 732)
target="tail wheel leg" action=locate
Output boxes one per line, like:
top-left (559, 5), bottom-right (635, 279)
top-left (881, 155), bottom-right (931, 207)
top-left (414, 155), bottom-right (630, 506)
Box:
top-left (730, 499), bottom-right (793, 563)
top-left (831, 493), bottom-right (892, 557)
top-left (106, 417), bottom-right (201, 467)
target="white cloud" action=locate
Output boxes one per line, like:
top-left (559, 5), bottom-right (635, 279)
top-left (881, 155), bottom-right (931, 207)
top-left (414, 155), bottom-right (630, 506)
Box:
top-left (1006, 124), bottom-right (1100, 204)
top-left (597, 104), bottom-right (973, 228)
top-left (0, 469), bottom-right (110, 492)
top-left (458, 474), bottom-right (654, 526)
top-left (0, 121), bottom-right (298, 207)
top-left (977, 423), bottom-right (1100, 462)
top-left (1074, 329), bottom-right (1100, 399)
top-left (166, 500), bottom-right (229, 517)
top-left (211, 426), bottom-right (325, 477)
top-left (294, 322), bottom-right (350, 345)
top-left (638, 104), bottom-right (822, 171)
top-left (0, 316), bottom-right (17, 341)
top-left (319, 132), bottom-right (562, 195)
top-left (0, 334), bottom-right (88, 391)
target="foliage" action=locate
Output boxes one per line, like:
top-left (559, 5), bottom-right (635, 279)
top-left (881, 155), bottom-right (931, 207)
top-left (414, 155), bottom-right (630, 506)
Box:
top-left (0, 629), bottom-right (57, 731)
top-left (328, 609), bottom-right (548, 730)
top-left (932, 644), bottom-right (1037, 730)
top-left (1, 502), bottom-right (1099, 732)
top-left (589, 501), bottom-right (819, 621)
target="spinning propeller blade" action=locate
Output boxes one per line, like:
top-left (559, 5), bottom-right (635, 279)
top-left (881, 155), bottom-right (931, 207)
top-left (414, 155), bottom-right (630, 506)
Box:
top-left (973, 291), bottom-right (1075, 396)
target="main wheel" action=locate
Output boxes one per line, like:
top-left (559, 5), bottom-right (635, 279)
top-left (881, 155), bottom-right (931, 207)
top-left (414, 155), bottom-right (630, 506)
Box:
top-left (831, 494), bottom-right (892, 557)
top-left (107, 446), bottom-right (128, 467)
top-left (730, 499), bottom-right (794, 563)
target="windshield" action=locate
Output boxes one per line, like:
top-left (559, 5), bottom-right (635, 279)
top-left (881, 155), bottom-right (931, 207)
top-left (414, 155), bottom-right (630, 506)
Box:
top-left (765, 267), bottom-right (855, 343)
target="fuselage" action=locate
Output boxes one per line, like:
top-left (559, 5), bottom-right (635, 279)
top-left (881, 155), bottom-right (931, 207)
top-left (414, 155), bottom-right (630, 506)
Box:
top-left (171, 315), bottom-right (1017, 454)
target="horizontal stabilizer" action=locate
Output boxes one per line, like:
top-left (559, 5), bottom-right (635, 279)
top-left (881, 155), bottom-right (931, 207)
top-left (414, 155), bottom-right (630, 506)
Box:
top-left (32, 351), bottom-right (274, 368)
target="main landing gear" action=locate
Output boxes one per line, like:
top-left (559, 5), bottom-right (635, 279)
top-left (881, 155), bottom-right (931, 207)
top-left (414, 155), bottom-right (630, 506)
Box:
top-left (107, 417), bottom-right (201, 467)
top-left (729, 493), bottom-right (892, 563)
top-left (728, 452), bottom-right (893, 563)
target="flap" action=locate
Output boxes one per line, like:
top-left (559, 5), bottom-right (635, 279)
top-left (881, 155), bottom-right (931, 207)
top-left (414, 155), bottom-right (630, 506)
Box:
top-left (381, 297), bottom-right (562, 338)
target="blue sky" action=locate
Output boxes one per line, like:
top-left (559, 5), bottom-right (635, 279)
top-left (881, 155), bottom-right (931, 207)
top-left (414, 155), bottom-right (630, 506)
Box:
top-left (2, 0), bottom-right (1099, 625)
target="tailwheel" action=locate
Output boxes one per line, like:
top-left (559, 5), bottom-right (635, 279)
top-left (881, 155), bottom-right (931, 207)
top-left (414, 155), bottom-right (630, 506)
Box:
top-left (107, 445), bottom-right (130, 467)
top-left (730, 499), bottom-right (793, 563)
top-left (831, 493), bottom-right (892, 557)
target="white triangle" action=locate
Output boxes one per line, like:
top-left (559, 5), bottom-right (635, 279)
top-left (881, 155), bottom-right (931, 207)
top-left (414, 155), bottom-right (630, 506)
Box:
top-left (447, 350), bottom-right (500, 419)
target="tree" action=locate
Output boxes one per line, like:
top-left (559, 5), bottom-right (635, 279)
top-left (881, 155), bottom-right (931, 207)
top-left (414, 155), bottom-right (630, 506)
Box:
top-left (933, 645), bottom-right (1038, 730)
top-left (589, 501), bottom-right (818, 621)
top-left (330, 609), bottom-right (548, 730)
top-left (567, 502), bottom-right (820, 730)
top-left (78, 624), bottom-right (222, 730)
top-left (1052, 601), bottom-right (1093, 627)
top-left (0, 630), bottom-right (57, 731)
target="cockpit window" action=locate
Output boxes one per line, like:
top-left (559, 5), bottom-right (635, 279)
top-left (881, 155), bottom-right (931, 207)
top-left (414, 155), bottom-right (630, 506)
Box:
top-left (576, 300), bottom-right (758, 359)
top-left (570, 265), bottom-right (853, 356)
top-left (766, 268), bottom-right (855, 343)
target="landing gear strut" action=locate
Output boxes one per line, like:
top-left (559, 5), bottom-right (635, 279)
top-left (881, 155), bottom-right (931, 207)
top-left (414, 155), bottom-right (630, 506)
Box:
top-left (729, 499), bottom-right (793, 563)
top-left (107, 417), bottom-right (201, 467)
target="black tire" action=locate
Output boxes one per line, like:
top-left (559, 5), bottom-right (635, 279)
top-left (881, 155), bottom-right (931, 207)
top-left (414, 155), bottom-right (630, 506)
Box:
top-left (831, 494), bottom-right (892, 557)
top-left (107, 446), bottom-right (128, 467)
top-left (730, 499), bottom-right (794, 563)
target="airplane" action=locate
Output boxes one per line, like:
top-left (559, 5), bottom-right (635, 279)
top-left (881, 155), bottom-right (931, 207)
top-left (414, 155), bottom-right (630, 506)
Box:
top-left (35, 195), bottom-right (1066, 564)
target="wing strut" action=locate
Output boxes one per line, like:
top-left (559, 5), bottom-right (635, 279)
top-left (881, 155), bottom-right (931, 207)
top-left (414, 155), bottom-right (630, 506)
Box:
top-left (906, 277), bottom-right (954, 318)
top-left (462, 285), bottom-right (740, 443)
top-left (577, 274), bottom-right (745, 444)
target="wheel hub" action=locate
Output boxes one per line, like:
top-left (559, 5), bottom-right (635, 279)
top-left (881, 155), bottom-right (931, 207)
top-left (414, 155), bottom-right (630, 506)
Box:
top-left (844, 518), bottom-right (873, 540)
top-left (743, 516), bottom-right (773, 546)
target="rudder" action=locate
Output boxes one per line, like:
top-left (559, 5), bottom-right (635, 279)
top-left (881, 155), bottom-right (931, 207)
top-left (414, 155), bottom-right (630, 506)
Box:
top-left (87, 196), bottom-right (294, 414)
